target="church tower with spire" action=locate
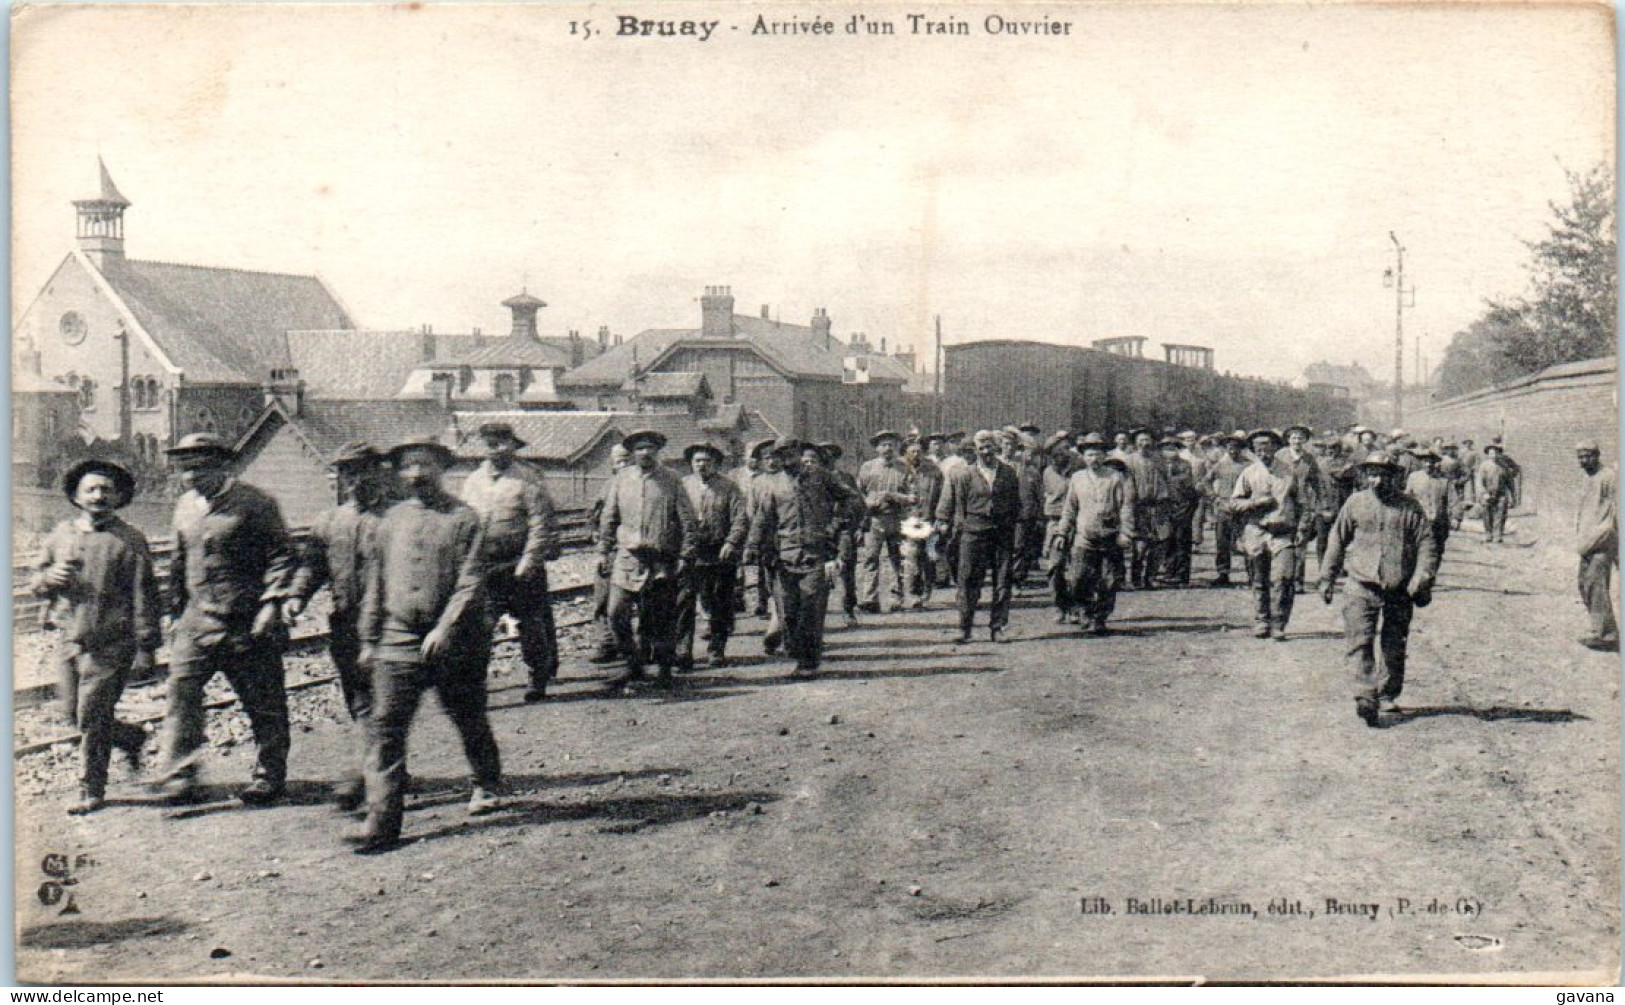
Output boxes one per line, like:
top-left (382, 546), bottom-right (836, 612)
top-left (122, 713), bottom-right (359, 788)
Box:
top-left (74, 158), bottom-right (129, 270)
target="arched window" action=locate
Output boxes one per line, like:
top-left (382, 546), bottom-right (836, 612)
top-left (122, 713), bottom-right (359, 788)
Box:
top-left (494, 373), bottom-right (517, 402)
top-left (192, 406), bottom-right (218, 434)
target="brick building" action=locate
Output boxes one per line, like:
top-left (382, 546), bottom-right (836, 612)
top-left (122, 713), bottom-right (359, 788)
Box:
top-left (557, 286), bottom-right (938, 461)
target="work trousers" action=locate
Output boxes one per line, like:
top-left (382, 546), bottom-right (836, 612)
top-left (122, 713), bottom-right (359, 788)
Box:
top-left (859, 526), bottom-right (905, 609)
top-left (957, 530), bottom-right (1015, 633)
top-left (609, 575), bottom-right (682, 670)
top-left (329, 612), bottom-right (373, 795)
top-left (57, 642), bottom-right (144, 797)
top-left (365, 643), bottom-right (501, 841)
top-left (162, 642), bottom-right (288, 788)
top-left (1163, 509), bottom-right (1195, 586)
top-left (1045, 519), bottom-right (1073, 615)
top-left (900, 538), bottom-right (935, 608)
top-left (754, 561), bottom-right (774, 615)
top-left (1192, 498), bottom-right (1207, 546)
top-left (1342, 580), bottom-right (1414, 701)
top-left (1245, 533), bottom-right (1298, 631)
top-left (936, 532), bottom-right (958, 588)
top-left (676, 561), bottom-right (738, 664)
top-left (772, 563), bottom-right (831, 670)
top-left (1213, 510), bottom-right (1241, 579)
top-left (1012, 519), bottom-right (1045, 585)
top-left (1067, 537), bottom-right (1124, 626)
top-left (1481, 493), bottom-right (1508, 541)
top-left (1130, 536), bottom-right (1166, 590)
top-left (836, 530), bottom-right (859, 616)
top-left (588, 568), bottom-right (619, 660)
top-left (1579, 550), bottom-right (1619, 642)
top-left (486, 565), bottom-right (558, 688)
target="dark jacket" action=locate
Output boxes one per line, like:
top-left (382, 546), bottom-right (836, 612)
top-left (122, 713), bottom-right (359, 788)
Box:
top-left (936, 460), bottom-right (1021, 537)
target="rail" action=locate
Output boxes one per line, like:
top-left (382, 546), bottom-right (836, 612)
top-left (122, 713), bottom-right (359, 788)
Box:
top-left (12, 506), bottom-right (595, 634)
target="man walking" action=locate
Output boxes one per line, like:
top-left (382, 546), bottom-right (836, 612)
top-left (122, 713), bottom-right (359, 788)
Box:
top-left (900, 435), bottom-right (944, 609)
top-left (744, 440), bottom-right (862, 677)
top-left (1319, 452), bottom-right (1441, 727)
top-left (353, 438), bottom-right (502, 852)
top-left (1475, 443), bottom-right (1513, 544)
top-left (33, 459), bottom-right (158, 814)
top-left (819, 442), bottom-right (865, 627)
top-left (857, 430), bottom-right (915, 613)
top-left (157, 433), bottom-right (297, 805)
top-left (677, 443), bottom-right (748, 669)
top-left (1404, 447), bottom-right (1453, 557)
top-left (1058, 434), bottom-right (1136, 635)
top-left (1120, 429), bottom-right (1171, 589)
top-left (1159, 436), bottom-right (1199, 587)
top-left (936, 430), bottom-right (1022, 643)
top-left (1042, 432), bottom-right (1077, 622)
top-left (600, 430), bottom-right (696, 691)
top-left (587, 444), bottom-right (632, 665)
top-left (460, 422), bottom-right (560, 703)
top-left (289, 442), bottom-right (390, 811)
top-left (1277, 424), bottom-right (1327, 591)
top-left (1204, 434), bottom-right (1248, 587)
top-left (1574, 439), bottom-right (1618, 651)
top-left (1231, 429), bottom-right (1308, 640)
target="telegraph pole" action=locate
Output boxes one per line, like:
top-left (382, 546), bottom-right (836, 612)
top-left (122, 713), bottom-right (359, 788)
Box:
top-left (933, 315), bottom-right (944, 433)
top-left (1385, 232), bottom-right (1415, 427)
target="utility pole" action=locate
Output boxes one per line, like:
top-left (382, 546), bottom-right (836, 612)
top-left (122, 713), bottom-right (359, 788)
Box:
top-left (1384, 232), bottom-right (1415, 427)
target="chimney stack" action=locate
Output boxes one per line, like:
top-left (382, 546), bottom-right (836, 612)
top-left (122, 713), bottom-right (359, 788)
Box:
top-left (263, 368), bottom-right (306, 418)
top-left (502, 290), bottom-right (547, 341)
top-left (598, 325), bottom-right (610, 350)
top-left (761, 304), bottom-right (771, 320)
top-left (701, 285), bottom-right (735, 338)
top-left (811, 308), bottom-right (832, 350)
top-left (568, 329), bottom-right (584, 368)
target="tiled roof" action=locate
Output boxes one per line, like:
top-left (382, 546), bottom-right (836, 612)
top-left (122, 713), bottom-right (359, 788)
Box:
top-left (102, 259), bottom-right (351, 384)
top-left (286, 330), bottom-right (426, 399)
top-left (623, 371), bottom-right (708, 398)
top-left (286, 399), bottom-right (453, 459)
top-left (429, 338), bottom-right (572, 369)
top-left (450, 411), bottom-right (619, 463)
top-left (560, 315), bottom-right (901, 387)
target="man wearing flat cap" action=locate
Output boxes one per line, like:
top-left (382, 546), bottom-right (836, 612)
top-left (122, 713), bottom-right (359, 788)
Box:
top-left (1573, 439), bottom-right (1618, 650)
top-left (461, 421), bottom-right (561, 702)
top-left (741, 439), bottom-right (779, 622)
top-left (1277, 423), bottom-right (1330, 592)
top-left (1058, 434), bottom-right (1137, 634)
top-left (1158, 437), bottom-right (1200, 588)
top-left (1011, 434), bottom-right (1047, 589)
top-left (599, 429), bottom-right (697, 690)
top-left (288, 441), bottom-right (392, 810)
top-left (744, 439), bottom-right (863, 676)
top-left (1319, 452), bottom-right (1440, 727)
top-left (1231, 429), bottom-right (1310, 639)
top-left (1041, 433), bottom-right (1078, 622)
top-left (936, 430), bottom-right (1022, 643)
top-left (677, 443), bottom-right (748, 668)
top-left (33, 459), bottom-right (157, 814)
top-left (154, 433), bottom-right (297, 806)
top-left (586, 443), bottom-right (633, 665)
top-left (856, 430), bottom-right (916, 614)
top-left (353, 438), bottom-right (502, 851)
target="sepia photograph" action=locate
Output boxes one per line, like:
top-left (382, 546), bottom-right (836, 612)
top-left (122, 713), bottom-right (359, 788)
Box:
top-left (9, 1), bottom-right (1619, 984)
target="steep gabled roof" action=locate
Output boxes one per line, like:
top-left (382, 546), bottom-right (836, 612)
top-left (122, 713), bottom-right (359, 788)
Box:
top-left (285, 399), bottom-right (452, 460)
top-left (100, 259), bottom-right (352, 384)
top-left (450, 411), bottom-right (619, 463)
top-left (286, 330), bottom-right (425, 399)
top-left (430, 338), bottom-right (571, 369)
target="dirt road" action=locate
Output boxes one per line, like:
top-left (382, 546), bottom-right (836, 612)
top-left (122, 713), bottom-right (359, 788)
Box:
top-left (15, 529), bottom-right (1619, 983)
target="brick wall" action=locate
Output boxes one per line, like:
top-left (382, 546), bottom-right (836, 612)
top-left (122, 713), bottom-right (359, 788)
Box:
top-left (1406, 356), bottom-right (1617, 544)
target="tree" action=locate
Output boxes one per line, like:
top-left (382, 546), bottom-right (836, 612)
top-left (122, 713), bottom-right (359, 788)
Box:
top-left (1435, 162), bottom-right (1616, 397)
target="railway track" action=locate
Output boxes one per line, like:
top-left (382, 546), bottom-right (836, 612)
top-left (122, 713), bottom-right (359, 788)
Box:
top-left (15, 581), bottom-right (602, 757)
top-left (11, 507), bottom-right (595, 633)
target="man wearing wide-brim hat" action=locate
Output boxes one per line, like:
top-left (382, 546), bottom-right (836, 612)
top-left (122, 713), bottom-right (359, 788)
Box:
top-left (599, 428), bottom-right (696, 691)
top-left (287, 440), bottom-right (391, 811)
top-left (857, 429), bottom-right (917, 615)
top-left (1229, 428), bottom-right (1311, 639)
top-left (1277, 423), bottom-right (1331, 594)
top-left (32, 458), bottom-right (156, 814)
top-left (899, 433), bottom-right (945, 611)
top-left (740, 438), bottom-right (780, 622)
top-left (350, 436), bottom-right (504, 850)
top-left (1039, 434), bottom-right (1079, 622)
top-left (676, 442), bottom-right (748, 669)
top-left (743, 435), bottom-right (864, 677)
top-left (1203, 431), bottom-right (1250, 587)
top-left (156, 432), bottom-right (299, 806)
top-left (1474, 442), bottom-right (1513, 544)
top-left (1403, 447), bottom-right (1453, 556)
top-left (1055, 433), bottom-right (1136, 634)
top-left (463, 419), bottom-right (561, 703)
top-left (1120, 428), bottom-right (1172, 591)
top-left (1157, 436), bottom-right (1201, 588)
top-left (1319, 451), bottom-right (1440, 727)
top-left (818, 441), bottom-right (867, 626)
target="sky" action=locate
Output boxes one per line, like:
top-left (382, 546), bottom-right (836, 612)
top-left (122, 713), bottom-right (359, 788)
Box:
top-left (11, 2), bottom-right (1615, 384)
